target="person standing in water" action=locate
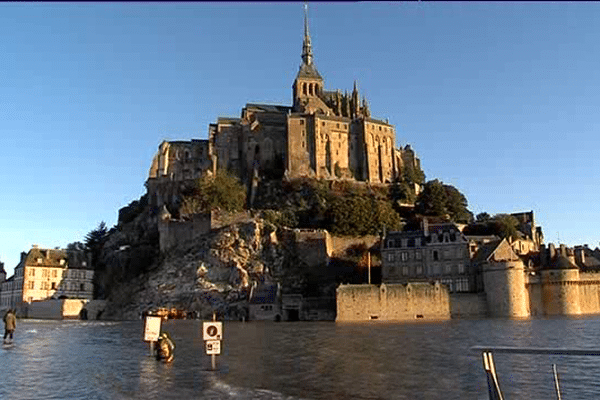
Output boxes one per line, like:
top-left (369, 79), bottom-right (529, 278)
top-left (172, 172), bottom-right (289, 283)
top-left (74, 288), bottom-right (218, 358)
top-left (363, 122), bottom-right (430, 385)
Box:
top-left (3, 309), bottom-right (16, 344)
top-left (156, 332), bottom-right (175, 363)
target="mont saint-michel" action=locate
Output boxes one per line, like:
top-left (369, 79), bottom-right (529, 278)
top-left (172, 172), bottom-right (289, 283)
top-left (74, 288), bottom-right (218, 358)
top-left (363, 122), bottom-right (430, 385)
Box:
top-left (1, 5), bottom-right (600, 325)
top-left (2, 3), bottom-right (600, 400)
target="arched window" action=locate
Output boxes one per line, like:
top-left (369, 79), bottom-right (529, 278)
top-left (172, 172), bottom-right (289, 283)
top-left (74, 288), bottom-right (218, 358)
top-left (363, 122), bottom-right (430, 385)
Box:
top-left (309, 83), bottom-right (314, 96)
top-left (303, 82), bottom-right (307, 96)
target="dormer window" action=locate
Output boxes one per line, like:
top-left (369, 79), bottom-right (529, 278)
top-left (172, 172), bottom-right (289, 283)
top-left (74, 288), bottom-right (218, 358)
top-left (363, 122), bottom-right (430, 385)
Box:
top-left (37, 258), bottom-right (42, 264)
top-left (60, 259), bottom-right (65, 266)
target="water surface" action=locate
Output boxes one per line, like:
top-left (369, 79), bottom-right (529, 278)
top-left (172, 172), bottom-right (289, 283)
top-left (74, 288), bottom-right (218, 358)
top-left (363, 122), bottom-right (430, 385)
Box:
top-left (1, 317), bottom-right (600, 399)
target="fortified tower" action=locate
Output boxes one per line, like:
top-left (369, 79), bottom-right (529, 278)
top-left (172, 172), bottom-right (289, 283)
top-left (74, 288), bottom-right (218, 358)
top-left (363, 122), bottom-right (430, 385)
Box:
top-left (540, 243), bottom-right (581, 315)
top-left (478, 239), bottom-right (529, 318)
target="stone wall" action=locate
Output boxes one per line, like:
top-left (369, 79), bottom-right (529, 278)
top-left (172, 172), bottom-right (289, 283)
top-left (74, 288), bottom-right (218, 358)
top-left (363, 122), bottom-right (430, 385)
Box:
top-left (483, 260), bottom-right (529, 318)
top-left (158, 213), bottom-right (211, 252)
top-left (449, 293), bottom-right (488, 318)
top-left (278, 228), bottom-right (332, 267)
top-left (528, 271), bottom-right (600, 317)
top-left (25, 299), bottom-right (106, 320)
top-left (336, 282), bottom-right (450, 322)
top-left (330, 235), bottom-right (380, 256)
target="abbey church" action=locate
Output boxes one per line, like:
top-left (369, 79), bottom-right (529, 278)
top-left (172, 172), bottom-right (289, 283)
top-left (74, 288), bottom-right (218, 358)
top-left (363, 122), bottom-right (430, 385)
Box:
top-left (146, 6), bottom-right (421, 209)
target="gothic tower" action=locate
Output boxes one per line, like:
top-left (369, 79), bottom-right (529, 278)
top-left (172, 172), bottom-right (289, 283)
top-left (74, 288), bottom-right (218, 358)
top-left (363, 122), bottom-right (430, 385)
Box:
top-left (292, 3), bottom-right (325, 113)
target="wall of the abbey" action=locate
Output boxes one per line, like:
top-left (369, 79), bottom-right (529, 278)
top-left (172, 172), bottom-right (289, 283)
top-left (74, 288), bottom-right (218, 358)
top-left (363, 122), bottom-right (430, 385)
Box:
top-left (362, 120), bottom-right (396, 183)
top-left (336, 282), bottom-right (450, 322)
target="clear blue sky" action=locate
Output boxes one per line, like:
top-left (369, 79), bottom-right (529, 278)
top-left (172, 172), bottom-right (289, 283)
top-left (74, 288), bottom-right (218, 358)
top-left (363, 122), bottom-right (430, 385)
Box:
top-left (1, 2), bottom-right (599, 276)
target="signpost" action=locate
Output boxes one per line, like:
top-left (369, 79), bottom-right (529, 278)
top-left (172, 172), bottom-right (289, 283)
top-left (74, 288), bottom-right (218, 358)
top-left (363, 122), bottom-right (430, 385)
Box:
top-left (203, 313), bottom-right (222, 370)
top-left (144, 316), bottom-right (162, 356)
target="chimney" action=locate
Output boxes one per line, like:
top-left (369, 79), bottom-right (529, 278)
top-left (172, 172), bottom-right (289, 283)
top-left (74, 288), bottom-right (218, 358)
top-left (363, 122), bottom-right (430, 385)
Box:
top-left (560, 244), bottom-right (566, 257)
top-left (540, 244), bottom-right (547, 267)
top-left (576, 248), bottom-right (586, 266)
top-left (549, 243), bottom-right (556, 260)
top-left (567, 247), bottom-right (576, 266)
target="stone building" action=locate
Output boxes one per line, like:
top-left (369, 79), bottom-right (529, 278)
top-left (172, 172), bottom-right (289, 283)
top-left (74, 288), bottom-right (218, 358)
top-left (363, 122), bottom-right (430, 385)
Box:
top-left (0, 245), bottom-right (94, 311)
top-left (146, 6), bottom-right (421, 209)
top-left (381, 220), bottom-right (472, 293)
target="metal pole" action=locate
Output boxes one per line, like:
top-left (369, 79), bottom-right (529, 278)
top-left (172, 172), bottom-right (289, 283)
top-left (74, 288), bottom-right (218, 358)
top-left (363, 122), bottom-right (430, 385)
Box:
top-left (367, 252), bottom-right (371, 285)
top-left (211, 311), bottom-right (216, 371)
top-left (149, 341), bottom-right (155, 357)
top-left (552, 364), bottom-right (562, 400)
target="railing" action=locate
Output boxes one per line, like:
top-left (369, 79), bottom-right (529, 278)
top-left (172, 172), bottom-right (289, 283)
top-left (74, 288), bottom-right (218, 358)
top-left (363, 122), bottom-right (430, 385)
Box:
top-left (472, 346), bottom-right (600, 400)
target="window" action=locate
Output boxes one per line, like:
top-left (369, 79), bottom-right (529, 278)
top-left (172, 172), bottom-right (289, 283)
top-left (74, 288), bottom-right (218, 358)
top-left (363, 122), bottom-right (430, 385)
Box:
top-left (433, 251), bottom-right (439, 261)
top-left (82, 261), bottom-right (87, 267)
top-left (51, 282), bottom-right (56, 290)
top-left (402, 266), bottom-right (409, 276)
top-left (37, 258), bottom-right (42, 264)
top-left (42, 269), bottom-right (48, 278)
top-left (401, 252), bottom-right (408, 262)
top-left (416, 266), bottom-right (423, 275)
top-left (300, 120), bottom-right (304, 125)
top-left (60, 259), bottom-right (65, 265)
top-left (29, 269), bottom-right (35, 277)
top-left (322, 122), bottom-right (326, 126)
top-left (444, 250), bottom-right (450, 259)
top-left (28, 281), bottom-right (34, 290)
top-left (53, 270), bottom-right (57, 277)
top-left (444, 264), bottom-right (452, 274)
top-left (415, 250), bottom-right (422, 260)
top-left (80, 284), bottom-right (85, 291)
top-left (458, 262), bottom-right (466, 274)
top-left (387, 253), bottom-right (394, 262)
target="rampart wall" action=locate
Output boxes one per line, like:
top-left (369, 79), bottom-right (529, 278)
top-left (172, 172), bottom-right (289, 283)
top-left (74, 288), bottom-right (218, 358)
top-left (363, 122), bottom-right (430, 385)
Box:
top-left (336, 282), bottom-right (450, 322)
top-left (449, 293), bottom-right (488, 318)
top-left (25, 299), bottom-right (106, 320)
top-left (158, 213), bottom-right (211, 252)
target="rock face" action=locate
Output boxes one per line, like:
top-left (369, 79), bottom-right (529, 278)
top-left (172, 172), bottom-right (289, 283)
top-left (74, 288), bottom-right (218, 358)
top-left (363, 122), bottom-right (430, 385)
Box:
top-left (102, 214), bottom-right (309, 321)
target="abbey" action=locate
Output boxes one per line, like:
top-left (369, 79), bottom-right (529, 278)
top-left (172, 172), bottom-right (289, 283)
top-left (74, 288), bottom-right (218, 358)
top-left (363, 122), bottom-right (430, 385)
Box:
top-left (146, 6), bottom-right (420, 209)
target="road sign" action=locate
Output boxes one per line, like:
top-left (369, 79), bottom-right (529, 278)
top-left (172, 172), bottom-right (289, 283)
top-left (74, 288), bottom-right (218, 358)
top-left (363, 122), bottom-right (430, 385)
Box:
top-left (205, 340), bottom-right (221, 355)
top-left (203, 321), bottom-right (222, 341)
top-left (144, 316), bottom-right (161, 342)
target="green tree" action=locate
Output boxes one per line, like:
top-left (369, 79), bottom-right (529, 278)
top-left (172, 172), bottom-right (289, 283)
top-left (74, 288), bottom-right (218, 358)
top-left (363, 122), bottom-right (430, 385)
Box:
top-left (415, 180), bottom-right (448, 217)
top-left (181, 170), bottom-right (247, 214)
top-left (85, 221), bottom-right (109, 299)
top-left (491, 214), bottom-right (520, 240)
top-left (414, 180), bottom-right (472, 223)
top-left (444, 185), bottom-right (473, 223)
top-left (476, 212), bottom-right (491, 222)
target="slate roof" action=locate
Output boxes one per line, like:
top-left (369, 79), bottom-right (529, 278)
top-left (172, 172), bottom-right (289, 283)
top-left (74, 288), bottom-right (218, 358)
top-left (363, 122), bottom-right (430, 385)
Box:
top-left (471, 240), bottom-right (503, 264)
top-left (245, 104), bottom-right (292, 114)
top-left (297, 62), bottom-right (322, 80)
top-left (26, 248), bottom-right (67, 268)
top-left (548, 255), bottom-right (578, 270)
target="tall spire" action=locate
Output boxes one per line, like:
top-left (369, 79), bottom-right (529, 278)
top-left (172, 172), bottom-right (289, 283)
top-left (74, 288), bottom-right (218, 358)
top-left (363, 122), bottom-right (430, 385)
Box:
top-left (302, 2), bottom-right (313, 66)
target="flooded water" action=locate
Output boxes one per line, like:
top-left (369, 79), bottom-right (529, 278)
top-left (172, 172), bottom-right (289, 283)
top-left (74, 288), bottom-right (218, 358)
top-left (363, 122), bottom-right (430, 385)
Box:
top-left (1, 317), bottom-right (600, 399)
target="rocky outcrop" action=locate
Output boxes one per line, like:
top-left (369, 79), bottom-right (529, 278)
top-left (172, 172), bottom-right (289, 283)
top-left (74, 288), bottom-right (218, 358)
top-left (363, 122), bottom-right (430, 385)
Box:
top-left (102, 214), bottom-right (311, 320)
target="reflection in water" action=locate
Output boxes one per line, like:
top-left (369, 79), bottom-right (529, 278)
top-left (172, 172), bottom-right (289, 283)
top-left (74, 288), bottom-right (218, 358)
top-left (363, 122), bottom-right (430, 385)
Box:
top-left (0, 318), bottom-right (600, 399)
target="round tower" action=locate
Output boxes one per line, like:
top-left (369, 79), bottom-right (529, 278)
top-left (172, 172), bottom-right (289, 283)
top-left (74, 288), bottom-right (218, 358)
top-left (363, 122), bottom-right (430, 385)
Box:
top-left (483, 258), bottom-right (529, 318)
top-left (541, 245), bottom-right (581, 315)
